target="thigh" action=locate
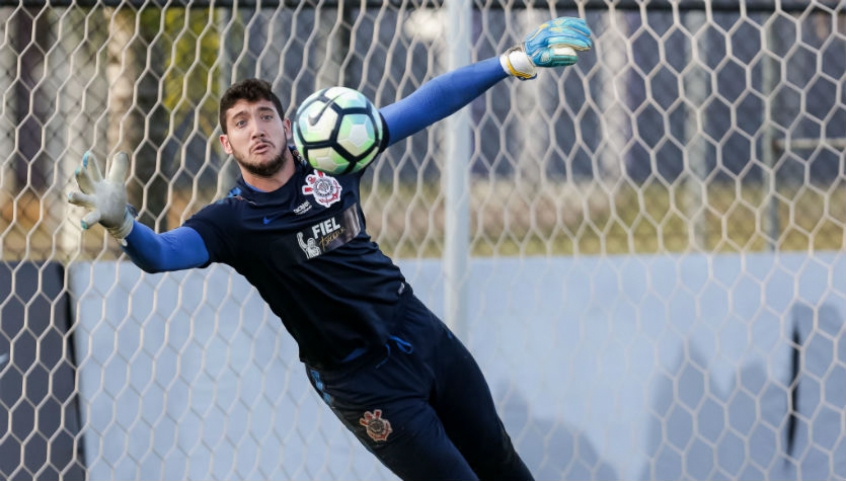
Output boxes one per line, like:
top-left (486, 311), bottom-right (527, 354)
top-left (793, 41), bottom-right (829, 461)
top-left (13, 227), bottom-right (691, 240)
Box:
top-left (306, 349), bottom-right (478, 481)
top-left (430, 328), bottom-right (534, 480)
top-left (331, 397), bottom-right (478, 481)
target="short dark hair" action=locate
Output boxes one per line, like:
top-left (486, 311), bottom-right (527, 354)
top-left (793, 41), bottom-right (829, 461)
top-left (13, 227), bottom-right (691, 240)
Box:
top-left (219, 78), bottom-right (285, 134)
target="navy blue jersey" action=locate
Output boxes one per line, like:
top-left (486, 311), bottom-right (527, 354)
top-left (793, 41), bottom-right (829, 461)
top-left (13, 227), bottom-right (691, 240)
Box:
top-left (184, 150), bottom-right (407, 368)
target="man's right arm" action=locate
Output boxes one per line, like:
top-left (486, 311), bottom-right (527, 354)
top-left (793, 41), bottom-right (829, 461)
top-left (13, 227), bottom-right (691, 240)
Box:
top-left (122, 222), bottom-right (209, 273)
top-left (69, 151), bottom-right (210, 273)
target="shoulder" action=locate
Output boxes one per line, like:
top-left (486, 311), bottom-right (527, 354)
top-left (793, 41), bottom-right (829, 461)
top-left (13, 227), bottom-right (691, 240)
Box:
top-left (188, 186), bottom-right (253, 228)
top-left (205, 184), bottom-right (259, 211)
top-left (218, 185), bottom-right (257, 205)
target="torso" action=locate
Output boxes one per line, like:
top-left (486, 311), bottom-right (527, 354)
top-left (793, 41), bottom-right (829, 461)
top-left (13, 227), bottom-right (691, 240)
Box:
top-left (184, 154), bottom-right (408, 368)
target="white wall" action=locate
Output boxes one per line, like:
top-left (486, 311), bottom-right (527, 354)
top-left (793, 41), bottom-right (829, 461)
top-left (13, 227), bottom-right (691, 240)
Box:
top-left (69, 252), bottom-right (845, 480)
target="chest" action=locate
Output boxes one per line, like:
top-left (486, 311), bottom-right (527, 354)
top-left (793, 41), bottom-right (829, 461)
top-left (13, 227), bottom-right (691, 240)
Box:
top-left (241, 171), bottom-right (365, 264)
top-left (250, 169), bottom-right (358, 230)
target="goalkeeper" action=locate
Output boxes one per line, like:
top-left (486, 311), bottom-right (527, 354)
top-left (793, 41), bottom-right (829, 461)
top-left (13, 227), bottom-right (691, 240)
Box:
top-left (70, 17), bottom-right (591, 481)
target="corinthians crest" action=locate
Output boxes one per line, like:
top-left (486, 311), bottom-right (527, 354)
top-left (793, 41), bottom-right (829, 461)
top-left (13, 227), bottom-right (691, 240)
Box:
top-left (359, 409), bottom-right (392, 442)
top-left (302, 170), bottom-right (342, 207)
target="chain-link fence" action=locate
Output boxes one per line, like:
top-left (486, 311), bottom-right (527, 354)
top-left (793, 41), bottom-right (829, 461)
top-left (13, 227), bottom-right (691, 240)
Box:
top-left (1, 1), bottom-right (844, 480)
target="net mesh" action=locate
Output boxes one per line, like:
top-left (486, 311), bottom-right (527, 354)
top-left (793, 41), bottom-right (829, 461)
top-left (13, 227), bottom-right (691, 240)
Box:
top-left (0, 1), bottom-right (844, 480)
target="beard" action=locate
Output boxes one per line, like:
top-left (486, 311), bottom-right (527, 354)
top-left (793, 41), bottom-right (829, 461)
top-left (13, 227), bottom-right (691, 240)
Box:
top-left (234, 149), bottom-right (287, 178)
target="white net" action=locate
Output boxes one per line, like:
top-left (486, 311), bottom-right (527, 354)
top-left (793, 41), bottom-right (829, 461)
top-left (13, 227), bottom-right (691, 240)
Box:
top-left (1, 1), bottom-right (844, 480)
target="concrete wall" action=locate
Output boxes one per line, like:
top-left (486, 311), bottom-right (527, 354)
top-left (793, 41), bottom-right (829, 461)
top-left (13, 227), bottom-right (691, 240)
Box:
top-left (68, 252), bottom-right (845, 480)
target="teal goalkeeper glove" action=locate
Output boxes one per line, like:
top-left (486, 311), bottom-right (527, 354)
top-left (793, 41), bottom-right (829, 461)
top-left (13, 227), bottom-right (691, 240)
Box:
top-left (68, 151), bottom-right (135, 244)
top-left (500, 17), bottom-right (593, 80)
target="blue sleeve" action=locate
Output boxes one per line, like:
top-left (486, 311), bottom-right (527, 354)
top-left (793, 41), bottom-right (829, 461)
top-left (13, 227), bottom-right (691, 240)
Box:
top-left (380, 57), bottom-right (507, 146)
top-left (122, 221), bottom-right (210, 273)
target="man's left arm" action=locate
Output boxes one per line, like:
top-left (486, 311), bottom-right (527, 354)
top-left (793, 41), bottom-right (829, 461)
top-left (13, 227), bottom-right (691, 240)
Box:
top-left (380, 16), bottom-right (592, 146)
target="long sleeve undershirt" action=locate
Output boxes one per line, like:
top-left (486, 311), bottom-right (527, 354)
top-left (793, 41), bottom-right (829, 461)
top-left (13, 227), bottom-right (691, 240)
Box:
top-left (123, 57), bottom-right (509, 273)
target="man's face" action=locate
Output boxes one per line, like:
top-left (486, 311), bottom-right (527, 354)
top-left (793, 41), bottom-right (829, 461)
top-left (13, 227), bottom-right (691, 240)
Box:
top-left (220, 99), bottom-right (291, 177)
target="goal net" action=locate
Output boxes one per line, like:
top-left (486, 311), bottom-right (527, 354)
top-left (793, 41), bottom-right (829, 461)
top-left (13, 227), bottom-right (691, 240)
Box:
top-left (0, 1), bottom-right (843, 480)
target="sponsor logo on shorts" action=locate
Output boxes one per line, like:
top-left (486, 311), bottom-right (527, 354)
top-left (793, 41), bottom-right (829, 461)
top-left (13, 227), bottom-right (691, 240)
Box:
top-left (360, 409), bottom-right (392, 442)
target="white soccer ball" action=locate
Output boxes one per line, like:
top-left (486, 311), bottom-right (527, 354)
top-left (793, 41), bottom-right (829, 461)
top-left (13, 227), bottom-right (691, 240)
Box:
top-left (293, 86), bottom-right (384, 175)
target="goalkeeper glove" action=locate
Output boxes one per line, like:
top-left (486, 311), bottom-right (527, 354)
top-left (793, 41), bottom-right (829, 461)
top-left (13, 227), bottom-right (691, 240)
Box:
top-left (500, 16), bottom-right (593, 80)
top-left (68, 151), bottom-right (135, 245)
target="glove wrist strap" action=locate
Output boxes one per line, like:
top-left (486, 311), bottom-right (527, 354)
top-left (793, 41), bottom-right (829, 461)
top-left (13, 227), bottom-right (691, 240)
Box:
top-left (106, 208), bottom-right (135, 245)
top-left (500, 45), bottom-right (537, 80)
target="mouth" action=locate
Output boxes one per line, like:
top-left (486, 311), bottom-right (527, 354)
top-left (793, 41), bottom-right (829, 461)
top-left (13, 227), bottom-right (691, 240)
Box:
top-left (252, 142), bottom-right (273, 155)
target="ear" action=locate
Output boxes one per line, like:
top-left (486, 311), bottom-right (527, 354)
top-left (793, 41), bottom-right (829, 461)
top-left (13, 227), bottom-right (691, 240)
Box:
top-left (283, 118), bottom-right (292, 141)
top-left (219, 134), bottom-right (233, 154)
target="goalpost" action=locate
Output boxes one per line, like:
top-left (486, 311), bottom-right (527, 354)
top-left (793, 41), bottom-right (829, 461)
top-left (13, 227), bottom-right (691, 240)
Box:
top-left (0, 1), bottom-right (843, 480)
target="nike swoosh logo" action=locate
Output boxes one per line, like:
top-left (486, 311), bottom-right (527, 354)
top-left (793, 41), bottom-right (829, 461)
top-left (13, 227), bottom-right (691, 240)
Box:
top-left (308, 93), bottom-right (344, 126)
top-left (263, 213), bottom-right (283, 225)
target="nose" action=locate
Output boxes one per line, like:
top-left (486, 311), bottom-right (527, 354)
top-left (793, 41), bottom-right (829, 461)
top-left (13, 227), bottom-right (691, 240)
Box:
top-left (249, 118), bottom-right (266, 139)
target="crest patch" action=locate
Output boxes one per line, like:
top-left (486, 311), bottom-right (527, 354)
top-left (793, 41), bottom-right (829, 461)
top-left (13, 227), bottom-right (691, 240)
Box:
top-left (359, 409), bottom-right (392, 442)
top-left (302, 170), bottom-right (342, 207)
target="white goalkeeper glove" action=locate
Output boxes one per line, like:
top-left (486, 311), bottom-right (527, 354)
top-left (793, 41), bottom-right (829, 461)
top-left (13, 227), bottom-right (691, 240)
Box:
top-left (68, 151), bottom-right (135, 245)
top-left (500, 17), bottom-right (593, 80)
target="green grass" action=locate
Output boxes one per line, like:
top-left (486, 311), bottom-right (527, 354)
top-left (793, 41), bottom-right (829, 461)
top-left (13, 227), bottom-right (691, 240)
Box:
top-left (361, 178), bottom-right (845, 258)
top-left (2, 178), bottom-right (843, 263)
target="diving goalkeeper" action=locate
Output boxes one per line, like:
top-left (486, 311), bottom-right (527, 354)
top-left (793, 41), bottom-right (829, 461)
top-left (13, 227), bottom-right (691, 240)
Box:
top-left (69, 17), bottom-right (592, 481)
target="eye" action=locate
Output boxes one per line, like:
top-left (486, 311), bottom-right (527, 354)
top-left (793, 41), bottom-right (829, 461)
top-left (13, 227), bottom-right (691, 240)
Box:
top-left (235, 119), bottom-right (246, 128)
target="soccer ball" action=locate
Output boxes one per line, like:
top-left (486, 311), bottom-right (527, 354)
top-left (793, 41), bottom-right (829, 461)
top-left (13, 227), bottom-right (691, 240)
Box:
top-left (293, 86), bottom-right (384, 175)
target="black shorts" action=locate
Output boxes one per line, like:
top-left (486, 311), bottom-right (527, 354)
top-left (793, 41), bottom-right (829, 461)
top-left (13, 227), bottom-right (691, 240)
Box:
top-left (305, 294), bottom-right (533, 481)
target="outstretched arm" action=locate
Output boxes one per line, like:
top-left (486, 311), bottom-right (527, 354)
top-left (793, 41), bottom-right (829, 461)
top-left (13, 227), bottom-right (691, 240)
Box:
top-left (69, 151), bottom-right (210, 273)
top-left (380, 16), bottom-right (592, 146)
top-left (122, 222), bottom-right (209, 273)
top-left (380, 58), bottom-right (506, 146)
